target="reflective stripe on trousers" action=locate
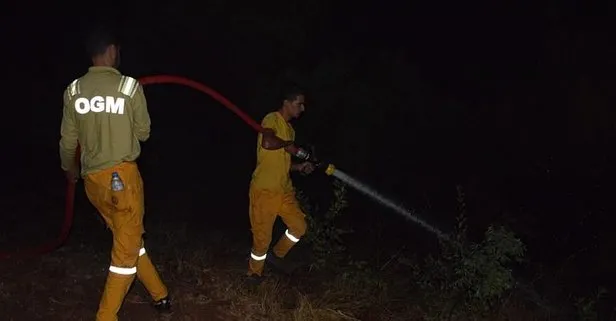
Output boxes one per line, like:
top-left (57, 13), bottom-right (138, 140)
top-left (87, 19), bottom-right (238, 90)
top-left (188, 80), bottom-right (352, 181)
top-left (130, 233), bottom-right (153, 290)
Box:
top-left (108, 247), bottom-right (146, 275)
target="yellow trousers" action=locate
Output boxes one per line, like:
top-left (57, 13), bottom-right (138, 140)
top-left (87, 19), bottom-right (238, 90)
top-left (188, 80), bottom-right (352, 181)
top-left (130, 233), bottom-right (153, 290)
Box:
top-left (84, 162), bottom-right (168, 321)
top-left (247, 187), bottom-right (307, 276)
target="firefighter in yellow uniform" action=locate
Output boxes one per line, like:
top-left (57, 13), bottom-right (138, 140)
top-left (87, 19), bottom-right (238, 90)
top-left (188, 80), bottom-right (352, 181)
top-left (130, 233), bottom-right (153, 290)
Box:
top-left (247, 88), bottom-right (316, 283)
top-left (58, 28), bottom-right (170, 320)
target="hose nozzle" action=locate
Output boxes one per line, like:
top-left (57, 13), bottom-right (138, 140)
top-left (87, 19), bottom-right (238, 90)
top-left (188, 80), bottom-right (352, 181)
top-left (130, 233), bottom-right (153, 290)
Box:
top-left (324, 164), bottom-right (336, 176)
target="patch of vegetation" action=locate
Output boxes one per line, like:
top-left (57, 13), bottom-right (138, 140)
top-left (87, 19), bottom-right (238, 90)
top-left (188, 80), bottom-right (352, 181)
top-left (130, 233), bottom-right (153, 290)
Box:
top-left (297, 178), bottom-right (350, 270)
top-left (414, 186), bottom-right (526, 319)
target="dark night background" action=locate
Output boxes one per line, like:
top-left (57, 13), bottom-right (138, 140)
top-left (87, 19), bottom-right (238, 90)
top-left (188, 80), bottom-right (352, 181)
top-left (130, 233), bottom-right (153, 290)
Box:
top-left (2, 1), bottom-right (616, 319)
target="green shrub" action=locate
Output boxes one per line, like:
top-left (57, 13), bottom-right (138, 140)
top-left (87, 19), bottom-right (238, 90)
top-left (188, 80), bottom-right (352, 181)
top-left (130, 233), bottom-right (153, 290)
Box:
top-left (416, 186), bottom-right (526, 319)
top-left (297, 179), bottom-right (350, 270)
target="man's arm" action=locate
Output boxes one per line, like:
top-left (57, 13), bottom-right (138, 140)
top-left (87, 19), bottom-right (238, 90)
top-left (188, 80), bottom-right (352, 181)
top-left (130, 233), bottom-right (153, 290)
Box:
top-left (259, 116), bottom-right (308, 157)
top-left (261, 129), bottom-right (293, 150)
top-left (259, 113), bottom-right (312, 161)
top-left (261, 129), bottom-right (312, 160)
top-left (132, 84), bottom-right (151, 142)
top-left (59, 90), bottom-right (79, 172)
top-left (262, 130), bottom-right (313, 173)
top-left (259, 113), bottom-right (287, 150)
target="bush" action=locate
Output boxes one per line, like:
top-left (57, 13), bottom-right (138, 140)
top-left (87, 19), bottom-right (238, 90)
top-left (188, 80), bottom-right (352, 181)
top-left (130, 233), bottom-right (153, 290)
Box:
top-left (297, 178), bottom-right (350, 270)
top-left (415, 186), bottom-right (526, 320)
top-left (296, 181), bottom-right (535, 320)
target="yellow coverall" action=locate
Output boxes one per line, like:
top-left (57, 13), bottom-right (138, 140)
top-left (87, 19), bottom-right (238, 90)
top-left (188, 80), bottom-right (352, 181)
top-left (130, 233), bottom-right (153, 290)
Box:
top-left (247, 111), bottom-right (308, 276)
top-left (59, 67), bottom-right (168, 321)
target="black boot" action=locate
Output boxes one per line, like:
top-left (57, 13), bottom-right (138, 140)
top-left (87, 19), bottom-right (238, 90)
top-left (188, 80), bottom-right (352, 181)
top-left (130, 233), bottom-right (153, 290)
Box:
top-left (266, 252), bottom-right (291, 274)
top-left (245, 274), bottom-right (265, 287)
top-left (154, 296), bottom-right (172, 313)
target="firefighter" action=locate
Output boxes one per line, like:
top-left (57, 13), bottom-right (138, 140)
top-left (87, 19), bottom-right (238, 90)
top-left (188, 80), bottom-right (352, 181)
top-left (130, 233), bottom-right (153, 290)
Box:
top-left (58, 28), bottom-right (171, 320)
top-left (246, 87), bottom-right (316, 284)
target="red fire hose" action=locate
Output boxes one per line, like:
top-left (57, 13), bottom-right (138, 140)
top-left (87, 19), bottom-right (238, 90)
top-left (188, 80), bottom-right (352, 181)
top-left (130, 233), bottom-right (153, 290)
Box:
top-left (139, 75), bottom-right (264, 133)
top-left (0, 75), bottom-right (265, 260)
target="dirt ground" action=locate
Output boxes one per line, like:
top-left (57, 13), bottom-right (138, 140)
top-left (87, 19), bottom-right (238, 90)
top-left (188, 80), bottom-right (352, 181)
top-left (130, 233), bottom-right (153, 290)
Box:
top-left (0, 185), bottom-right (249, 321)
top-left (0, 195), bottom-right (335, 321)
top-left (0, 232), bottom-right (237, 320)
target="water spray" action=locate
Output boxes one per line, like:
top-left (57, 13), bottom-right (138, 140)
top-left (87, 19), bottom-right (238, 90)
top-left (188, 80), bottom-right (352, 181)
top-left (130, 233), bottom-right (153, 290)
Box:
top-left (276, 133), bottom-right (449, 240)
top-left (320, 163), bottom-right (449, 241)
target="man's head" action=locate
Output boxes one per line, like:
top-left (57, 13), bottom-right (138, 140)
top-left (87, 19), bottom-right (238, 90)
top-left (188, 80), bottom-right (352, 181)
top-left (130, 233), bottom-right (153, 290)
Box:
top-left (280, 86), bottom-right (306, 120)
top-left (85, 28), bottom-right (121, 68)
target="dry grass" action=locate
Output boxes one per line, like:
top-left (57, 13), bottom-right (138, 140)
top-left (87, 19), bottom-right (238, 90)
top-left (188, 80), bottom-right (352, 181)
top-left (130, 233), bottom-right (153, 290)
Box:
top-left (0, 218), bottom-right (573, 321)
top-left (148, 228), bottom-right (555, 321)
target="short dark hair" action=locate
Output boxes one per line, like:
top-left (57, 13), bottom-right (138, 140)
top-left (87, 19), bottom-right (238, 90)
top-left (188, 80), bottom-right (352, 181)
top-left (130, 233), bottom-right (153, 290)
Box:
top-left (85, 27), bottom-right (119, 57)
top-left (281, 84), bottom-right (305, 103)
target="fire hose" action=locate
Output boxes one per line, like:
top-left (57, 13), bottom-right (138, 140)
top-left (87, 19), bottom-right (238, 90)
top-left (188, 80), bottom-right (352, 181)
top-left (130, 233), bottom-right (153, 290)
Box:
top-left (0, 75), bottom-right (335, 260)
